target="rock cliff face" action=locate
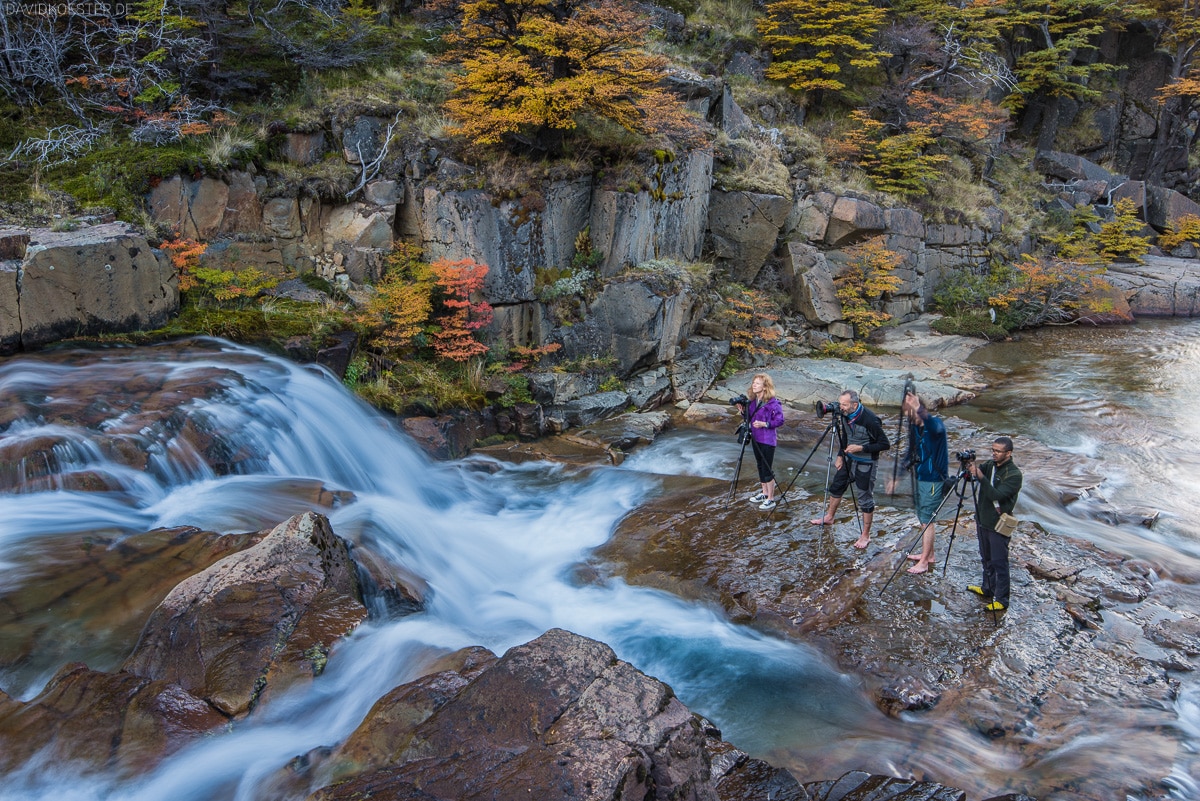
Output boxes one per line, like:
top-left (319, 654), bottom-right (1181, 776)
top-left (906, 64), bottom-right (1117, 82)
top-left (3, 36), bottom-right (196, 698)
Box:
top-left (0, 223), bottom-right (177, 353)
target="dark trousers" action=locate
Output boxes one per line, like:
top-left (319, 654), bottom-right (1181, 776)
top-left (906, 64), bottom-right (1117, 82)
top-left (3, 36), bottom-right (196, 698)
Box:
top-left (751, 441), bottom-right (775, 484)
top-left (976, 523), bottom-right (1011, 607)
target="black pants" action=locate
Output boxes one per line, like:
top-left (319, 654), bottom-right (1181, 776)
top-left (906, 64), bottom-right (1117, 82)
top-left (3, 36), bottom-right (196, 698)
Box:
top-left (751, 441), bottom-right (775, 484)
top-left (976, 523), bottom-right (1011, 607)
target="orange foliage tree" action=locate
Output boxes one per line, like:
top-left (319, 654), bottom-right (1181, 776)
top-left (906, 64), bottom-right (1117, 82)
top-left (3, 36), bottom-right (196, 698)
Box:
top-left (718, 287), bottom-right (782, 358)
top-left (434, 0), bottom-right (695, 153)
top-left (429, 258), bottom-right (495, 362)
top-left (988, 254), bottom-right (1111, 328)
top-left (160, 236), bottom-right (207, 291)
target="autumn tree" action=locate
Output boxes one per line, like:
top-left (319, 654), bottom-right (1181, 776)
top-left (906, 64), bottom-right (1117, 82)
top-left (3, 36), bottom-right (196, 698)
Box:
top-left (429, 258), bottom-right (494, 362)
top-left (989, 254), bottom-right (1111, 329)
top-left (759, 0), bottom-right (890, 103)
top-left (832, 110), bottom-right (949, 197)
top-left (1159, 214), bottom-right (1200, 251)
top-left (836, 237), bottom-right (903, 339)
top-left (434, 0), bottom-right (694, 153)
top-left (1095, 198), bottom-right (1151, 263)
top-left (362, 243), bottom-right (436, 354)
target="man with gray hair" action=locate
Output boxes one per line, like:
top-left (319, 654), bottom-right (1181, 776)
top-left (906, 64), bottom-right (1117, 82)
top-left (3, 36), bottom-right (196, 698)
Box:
top-left (811, 390), bottom-right (890, 548)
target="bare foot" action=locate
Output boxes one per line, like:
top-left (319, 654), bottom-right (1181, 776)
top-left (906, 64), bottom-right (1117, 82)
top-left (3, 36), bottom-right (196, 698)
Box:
top-left (810, 517), bottom-right (833, 526)
top-left (906, 554), bottom-right (921, 561)
top-left (907, 562), bottom-right (930, 574)
top-left (853, 535), bottom-right (870, 549)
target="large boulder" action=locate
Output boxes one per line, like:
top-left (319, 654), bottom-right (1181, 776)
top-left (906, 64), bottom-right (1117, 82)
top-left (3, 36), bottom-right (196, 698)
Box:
top-left (17, 223), bottom-right (178, 349)
top-left (707, 189), bottom-right (792, 284)
top-left (1105, 257), bottom-right (1200, 316)
top-left (302, 628), bottom-right (724, 801)
top-left (781, 241), bottom-right (841, 325)
top-left (824, 196), bottom-right (886, 247)
top-left (123, 512), bottom-right (369, 717)
top-left (560, 277), bottom-right (702, 376)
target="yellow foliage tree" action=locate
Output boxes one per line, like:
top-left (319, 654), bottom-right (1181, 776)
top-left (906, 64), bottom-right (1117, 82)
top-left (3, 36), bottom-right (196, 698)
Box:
top-left (362, 243), bottom-right (435, 354)
top-left (759, 0), bottom-right (889, 103)
top-left (1159, 214), bottom-right (1200, 251)
top-left (1095, 198), bottom-right (1151, 263)
top-left (436, 0), bottom-right (695, 152)
top-left (836, 237), bottom-right (903, 339)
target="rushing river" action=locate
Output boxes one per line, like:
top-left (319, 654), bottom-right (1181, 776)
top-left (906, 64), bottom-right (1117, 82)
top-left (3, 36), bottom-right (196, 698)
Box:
top-left (0, 322), bottom-right (1198, 800)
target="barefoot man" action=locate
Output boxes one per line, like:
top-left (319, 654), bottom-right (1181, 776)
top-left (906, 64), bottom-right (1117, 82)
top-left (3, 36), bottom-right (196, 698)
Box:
top-left (887, 391), bottom-right (949, 574)
top-left (811, 390), bottom-right (890, 548)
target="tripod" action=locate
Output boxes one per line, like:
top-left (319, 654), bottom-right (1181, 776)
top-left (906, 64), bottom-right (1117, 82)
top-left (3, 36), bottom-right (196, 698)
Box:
top-left (879, 464), bottom-right (976, 596)
top-left (771, 410), bottom-right (860, 531)
top-left (766, 414), bottom-right (835, 520)
top-left (725, 405), bottom-right (753, 507)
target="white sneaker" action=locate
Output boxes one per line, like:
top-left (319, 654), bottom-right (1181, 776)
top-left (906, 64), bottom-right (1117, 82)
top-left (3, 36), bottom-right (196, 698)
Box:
top-left (759, 498), bottom-right (777, 510)
top-left (749, 492), bottom-right (768, 503)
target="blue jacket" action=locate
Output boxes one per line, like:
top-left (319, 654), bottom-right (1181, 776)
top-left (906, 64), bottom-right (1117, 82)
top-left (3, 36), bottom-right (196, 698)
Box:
top-left (905, 411), bottom-right (949, 482)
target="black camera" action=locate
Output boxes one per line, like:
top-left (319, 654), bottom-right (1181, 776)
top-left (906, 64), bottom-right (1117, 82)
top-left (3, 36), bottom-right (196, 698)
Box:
top-left (814, 400), bottom-right (838, 418)
top-left (730, 394), bottom-right (750, 406)
top-left (956, 449), bottom-right (976, 462)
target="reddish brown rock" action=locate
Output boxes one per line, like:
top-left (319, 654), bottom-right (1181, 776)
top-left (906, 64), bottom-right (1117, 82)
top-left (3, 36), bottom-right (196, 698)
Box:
top-left (307, 629), bottom-right (723, 801)
top-left (123, 512), bottom-right (368, 717)
top-left (0, 662), bottom-right (226, 776)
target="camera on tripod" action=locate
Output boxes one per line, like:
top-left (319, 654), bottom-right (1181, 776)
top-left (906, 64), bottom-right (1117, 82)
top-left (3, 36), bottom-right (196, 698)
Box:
top-left (956, 449), bottom-right (976, 463)
top-left (730, 394), bottom-right (750, 407)
top-left (814, 400), bottom-right (839, 418)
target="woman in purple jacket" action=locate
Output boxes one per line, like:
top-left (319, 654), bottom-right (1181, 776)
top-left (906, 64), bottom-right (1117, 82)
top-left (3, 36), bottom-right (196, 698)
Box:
top-left (736, 373), bottom-right (786, 510)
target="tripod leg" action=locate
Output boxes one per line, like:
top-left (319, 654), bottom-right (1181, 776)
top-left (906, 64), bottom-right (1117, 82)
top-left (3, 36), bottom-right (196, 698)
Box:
top-left (879, 522), bottom-right (928, 596)
top-left (726, 435), bottom-right (750, 507)
top-left (939, 474), bottom-right (974, 576)
top-left (769, 421), bottom-right (835, 520)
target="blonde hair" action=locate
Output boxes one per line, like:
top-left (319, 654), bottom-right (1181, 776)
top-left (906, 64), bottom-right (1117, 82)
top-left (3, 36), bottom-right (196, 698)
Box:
top-left (751, 373), bottom-right (776, 401)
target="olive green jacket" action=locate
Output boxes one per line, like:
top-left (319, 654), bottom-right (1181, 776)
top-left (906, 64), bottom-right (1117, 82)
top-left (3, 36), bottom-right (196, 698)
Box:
top-left (975, 459), bottom-right (1022, 531)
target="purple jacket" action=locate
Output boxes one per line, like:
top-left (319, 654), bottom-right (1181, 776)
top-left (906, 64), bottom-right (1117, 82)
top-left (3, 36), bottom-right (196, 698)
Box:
top-left (748, 396), bottom-right (785, 446)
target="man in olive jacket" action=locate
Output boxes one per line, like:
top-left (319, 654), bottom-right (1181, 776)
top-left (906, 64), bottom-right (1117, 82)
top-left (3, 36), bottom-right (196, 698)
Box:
top-left (967, 436), bottom-right (1023, 611)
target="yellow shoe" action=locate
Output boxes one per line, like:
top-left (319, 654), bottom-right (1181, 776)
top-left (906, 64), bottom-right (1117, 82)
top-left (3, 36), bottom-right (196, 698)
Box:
top-left (985, 601), bottom-right (1006, 612)
top-left (967, 585), bottom-right (989, 598)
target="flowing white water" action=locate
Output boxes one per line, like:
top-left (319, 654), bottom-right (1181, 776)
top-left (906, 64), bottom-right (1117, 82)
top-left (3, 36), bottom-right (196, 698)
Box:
top-left (0, 340), bottom-right (877, 800)
top-left (3, 329), bottom-right (1200, 800)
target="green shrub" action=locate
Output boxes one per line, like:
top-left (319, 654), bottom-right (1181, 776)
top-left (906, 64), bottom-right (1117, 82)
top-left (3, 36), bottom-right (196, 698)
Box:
top-left (930, 310), bottom-right (1009, 340)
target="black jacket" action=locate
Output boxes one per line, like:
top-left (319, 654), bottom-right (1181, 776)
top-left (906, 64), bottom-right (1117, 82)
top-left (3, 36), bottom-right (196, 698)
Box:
top-left (837, 405), bottom-right (890, 462)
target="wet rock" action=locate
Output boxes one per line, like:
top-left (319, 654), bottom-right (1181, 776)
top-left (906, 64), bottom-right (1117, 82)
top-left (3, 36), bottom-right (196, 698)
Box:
top-left (598, 478), bottom-right (1182, 800)
top-left (123, 512), bottom-right (368, 717)
top-left (715, 751), bottom-right (808, 800)
top-left (804, 771), bottom-right (965, 800)
top-left (876, 676), bottom-right (941, 716)
top-left (0, 527), bottom-right (262, 696)
top-left (0, 662), bottom-right (227, 777)
top-left (305, 628), bottom-right (725, 801)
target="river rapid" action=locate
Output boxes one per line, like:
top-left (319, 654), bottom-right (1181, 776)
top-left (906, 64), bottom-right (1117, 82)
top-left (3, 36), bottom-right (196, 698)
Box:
top-left (0, 323), bottom-right (1197, 800)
